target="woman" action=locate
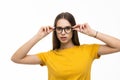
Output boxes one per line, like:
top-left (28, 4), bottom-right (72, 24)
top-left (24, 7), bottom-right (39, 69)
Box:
top-left (11, 12), bottom-right (120, 80)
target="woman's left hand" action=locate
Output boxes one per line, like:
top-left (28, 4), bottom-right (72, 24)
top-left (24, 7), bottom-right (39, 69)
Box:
top-left (72, 23), bottom-right (96, 37)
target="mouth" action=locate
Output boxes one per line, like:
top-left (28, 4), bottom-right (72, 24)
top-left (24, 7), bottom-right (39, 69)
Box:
top-left (60, 37), bottom-right (67, 41)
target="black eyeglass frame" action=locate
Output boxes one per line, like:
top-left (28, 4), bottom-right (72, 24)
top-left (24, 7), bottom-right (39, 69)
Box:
top-left (54, 26), bottom-right (73, 34)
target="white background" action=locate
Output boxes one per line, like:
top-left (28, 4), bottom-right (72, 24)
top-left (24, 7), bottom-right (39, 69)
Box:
top-left (0, 0), bottom-right (120, 80)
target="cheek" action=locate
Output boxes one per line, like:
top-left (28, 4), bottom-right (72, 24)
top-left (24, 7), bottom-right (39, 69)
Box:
top-left (68, 32), bottom-right (73, 39)
top-left (56, 33), bottom-right (60, 39)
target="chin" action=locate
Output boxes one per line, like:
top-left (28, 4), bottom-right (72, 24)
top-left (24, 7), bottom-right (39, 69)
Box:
top-left (60, 40), bottom-right (69, 44)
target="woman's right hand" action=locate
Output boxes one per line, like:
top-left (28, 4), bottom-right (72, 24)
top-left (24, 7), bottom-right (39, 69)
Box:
top-left (11, 26), bottom-right (54, 64)
top-left (36, 26), bottom-right (54, 39)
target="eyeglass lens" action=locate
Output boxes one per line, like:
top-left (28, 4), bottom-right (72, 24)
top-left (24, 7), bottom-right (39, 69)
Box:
top-left (55, 26), bottom-right (72, 34)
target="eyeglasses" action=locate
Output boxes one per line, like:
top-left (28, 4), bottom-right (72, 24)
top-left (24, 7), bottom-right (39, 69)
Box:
top-left (55, 26), bottom-right (73, 34)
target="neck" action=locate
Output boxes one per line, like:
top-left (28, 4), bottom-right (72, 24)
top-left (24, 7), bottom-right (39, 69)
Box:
top-left (60, 41), bottom-right (74, 49)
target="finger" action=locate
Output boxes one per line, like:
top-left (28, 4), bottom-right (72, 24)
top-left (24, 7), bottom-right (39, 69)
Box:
top-left (46, 26), bottom-right (50, 33)
top-left (73, 24), bottom-right (81, 31)
top-left (49, 26), bottom-right (54, 32)
top-left (72, 25), bottom-right (78, 30)
top-left (42, 27), bottom-right (45, 32)
top-left (49, 26), bottom-right (54, 30)
top-left (43, 27), bottom-right (46, 32)
top-left (72, 24), bottom-right (79, 29)
top-left (72, 25), bottom-right (77, 28)
top-left (72, 25), bottom-right (79, 31)
top-left (46, 26), bottom-right (54, 33)
top-left (79, 24), bottom-right (83, 32)
top-left (72, 28), bottom-right (79, 31)
top-left (82, 24), bottom-right (85, 30)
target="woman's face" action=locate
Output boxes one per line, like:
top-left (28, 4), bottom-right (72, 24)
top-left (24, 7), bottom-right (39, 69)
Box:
top-left (56, 18), bottom-right (73, 44)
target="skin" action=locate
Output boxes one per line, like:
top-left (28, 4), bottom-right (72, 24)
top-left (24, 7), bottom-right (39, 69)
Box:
top-left (56, 19), bottom-right (74, 49)
top-left (11, 18), bottom-right (120, 64)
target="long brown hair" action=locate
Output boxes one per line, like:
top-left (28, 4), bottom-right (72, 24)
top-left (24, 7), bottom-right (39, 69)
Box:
top-left (53, 12), bottom-right (80, 50)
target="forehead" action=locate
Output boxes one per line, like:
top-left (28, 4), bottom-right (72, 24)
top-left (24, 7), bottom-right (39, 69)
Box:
top-left (56, 19), bottom-right (71, 27)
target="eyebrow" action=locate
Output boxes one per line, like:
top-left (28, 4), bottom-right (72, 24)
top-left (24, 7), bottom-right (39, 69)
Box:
top-left (56, 26), bottom-right (72, 28)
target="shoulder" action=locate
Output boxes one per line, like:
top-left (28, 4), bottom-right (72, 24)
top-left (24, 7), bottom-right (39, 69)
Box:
top-left (36, 50), bottom-right (54, 55)
top-left (76, 44), bottom-right (100, 51)
top-left (80, 43), bottom-right (100, 47)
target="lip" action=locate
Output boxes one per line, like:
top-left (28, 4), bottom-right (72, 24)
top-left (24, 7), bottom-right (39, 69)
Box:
top-left (60, 37), bottom-right (67, 41)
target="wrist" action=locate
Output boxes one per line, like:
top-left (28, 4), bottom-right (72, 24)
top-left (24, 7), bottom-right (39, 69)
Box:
top-left (90, 30), bottom-right (98, 38)
top-left (93, 31), bottom-right (98, 38)
top-left (34, 34), bottom-right (43, 40)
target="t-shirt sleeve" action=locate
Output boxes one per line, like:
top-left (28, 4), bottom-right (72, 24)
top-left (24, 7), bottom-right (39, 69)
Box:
top-left (84, 44), bottom-right (100, 59)
top-left (36, 51), bottom-right (48, 66)
top-left (90, 44), bottom-right (100, 59)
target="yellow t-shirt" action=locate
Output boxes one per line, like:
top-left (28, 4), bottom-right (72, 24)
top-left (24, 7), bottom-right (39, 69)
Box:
top-left (36, 44), bottom-right (100, 80)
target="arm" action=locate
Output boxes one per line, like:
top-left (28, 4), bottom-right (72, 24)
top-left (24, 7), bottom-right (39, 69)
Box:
top-left (73, 23), bottom-right (120, 55)
top-left (11, 26), bottom-right (54, 64)
top-left (95, 31), bottom-right (120, 55)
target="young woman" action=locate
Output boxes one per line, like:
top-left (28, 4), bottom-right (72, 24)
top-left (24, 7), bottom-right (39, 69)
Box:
top-left (11, 12), bottom-right (120, 80)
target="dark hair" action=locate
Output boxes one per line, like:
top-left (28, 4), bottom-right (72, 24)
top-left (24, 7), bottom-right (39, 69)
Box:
top-left (52, 12), bottom-right (80, 50)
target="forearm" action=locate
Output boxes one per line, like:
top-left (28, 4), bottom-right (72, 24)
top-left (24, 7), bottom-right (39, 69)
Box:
top-left (95, 31), bottom-right (120, 49)
top-left (74, 23), bottom-right (120, 54)
top-left (11, 34), bottom-right (42, 61)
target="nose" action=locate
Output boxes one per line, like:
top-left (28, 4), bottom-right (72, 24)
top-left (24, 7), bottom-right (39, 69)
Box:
top-left (61, 29), bottom-right (66, 34)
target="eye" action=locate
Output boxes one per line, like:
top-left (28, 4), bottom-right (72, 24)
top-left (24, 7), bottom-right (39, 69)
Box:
top-left (65, 26), bottom-right (71, 30)
top-left (56, 27), bottom-right (62, 31)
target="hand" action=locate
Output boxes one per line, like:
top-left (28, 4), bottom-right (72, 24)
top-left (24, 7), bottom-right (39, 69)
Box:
top-left (73, 23), bottom-right (96, 37)
top-left (36, 26), bottom-right (54, 38)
